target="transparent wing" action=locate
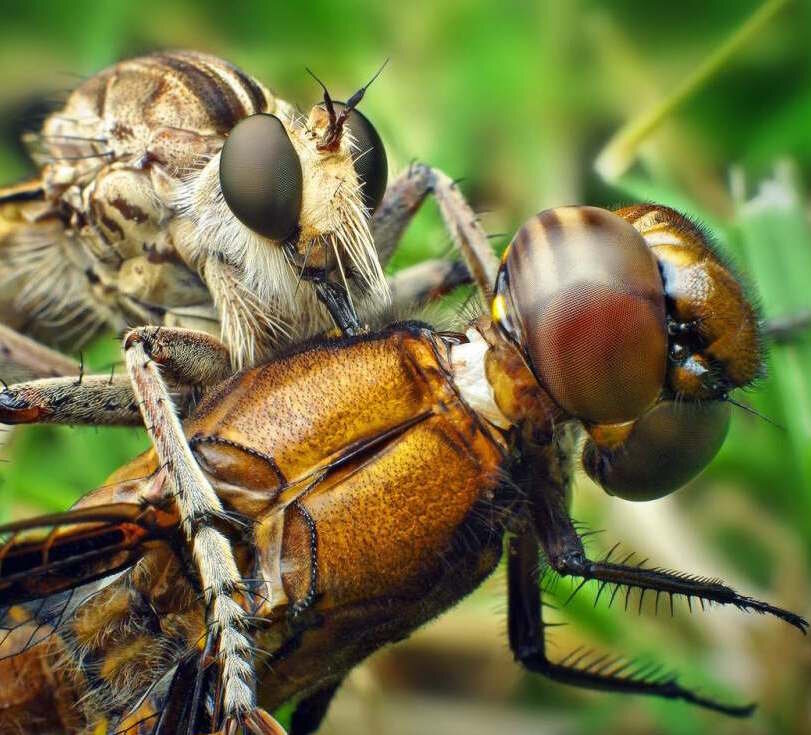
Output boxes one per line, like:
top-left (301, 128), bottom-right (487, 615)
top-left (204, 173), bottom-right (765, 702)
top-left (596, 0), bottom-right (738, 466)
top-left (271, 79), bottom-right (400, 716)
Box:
top-left (0, 502), bottom-right (178, 661)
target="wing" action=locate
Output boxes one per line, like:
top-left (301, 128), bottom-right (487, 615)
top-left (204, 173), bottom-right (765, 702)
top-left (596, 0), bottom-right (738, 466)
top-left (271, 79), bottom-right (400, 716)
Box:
top-left (0, 500), bottom-right (179, 663)
top-left (0, 502), bottom-right (178, 604)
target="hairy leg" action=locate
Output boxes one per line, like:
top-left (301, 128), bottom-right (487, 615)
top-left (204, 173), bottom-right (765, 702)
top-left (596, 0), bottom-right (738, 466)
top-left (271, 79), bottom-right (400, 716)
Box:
top-left (372, 163), bottom-right (499, 302)
top-left (507, 533), bottom-right (756, 716)
top-left (388, 258), bottom-right (472, 312)
top-left (122, 327), bottom-right (265, 732)
top-left (0, 327), bottom-right (230, 427)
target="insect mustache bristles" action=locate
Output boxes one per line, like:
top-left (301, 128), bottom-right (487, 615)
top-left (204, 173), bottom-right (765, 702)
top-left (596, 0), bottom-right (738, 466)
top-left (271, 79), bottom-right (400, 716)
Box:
top-left (332, 178), bottom-right (388, 302)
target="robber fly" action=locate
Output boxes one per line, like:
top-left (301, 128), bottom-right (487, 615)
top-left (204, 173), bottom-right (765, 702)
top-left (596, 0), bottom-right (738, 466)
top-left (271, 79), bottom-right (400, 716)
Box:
top-left (0, 50), bottom-right (477, 379)
top-left (0, 201), bottom-right (805, 735)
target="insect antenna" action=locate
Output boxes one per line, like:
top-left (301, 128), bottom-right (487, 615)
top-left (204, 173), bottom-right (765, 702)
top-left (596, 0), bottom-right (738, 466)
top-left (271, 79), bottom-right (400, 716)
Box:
top-left (342, 57), bottom-right (389, 114)
top-left (305, 66), bottom-right (337, 129)
top-left (309, 59), bottom-right (389, 150)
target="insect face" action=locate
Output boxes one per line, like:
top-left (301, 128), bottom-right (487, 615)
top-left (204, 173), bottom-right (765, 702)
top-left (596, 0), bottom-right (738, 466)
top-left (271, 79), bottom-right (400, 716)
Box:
top-left (492, 204), bottom-right (763, 500)
top-left (616, 204), bottom-right (763, 400)
top-left (208, 95), bottom-right (389, 302)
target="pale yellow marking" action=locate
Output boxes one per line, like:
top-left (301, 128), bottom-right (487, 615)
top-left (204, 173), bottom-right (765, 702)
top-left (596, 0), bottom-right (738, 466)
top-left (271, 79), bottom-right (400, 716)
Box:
top-left (642, 229), bottom-right (688, 247)
top-left (491, 293), bottom-right (508, 324)
top-left (554, 205), bottom-right (590, 229)
top-left (630, 210), bottom-right (666, 232)
top-left (652, 243), bottom-right (696, 266)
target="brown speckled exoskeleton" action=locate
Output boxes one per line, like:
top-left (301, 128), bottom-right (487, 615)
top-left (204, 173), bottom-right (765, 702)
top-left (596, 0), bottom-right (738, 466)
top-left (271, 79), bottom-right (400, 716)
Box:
top-left (0, 50), bottom-right (480, 379)
top-left (0, 202), bottom-right (805, 734)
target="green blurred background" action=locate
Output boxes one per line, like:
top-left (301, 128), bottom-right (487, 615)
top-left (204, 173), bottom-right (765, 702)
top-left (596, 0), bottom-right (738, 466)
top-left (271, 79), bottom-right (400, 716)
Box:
top-left (0, 0), bottom-right (810, 733)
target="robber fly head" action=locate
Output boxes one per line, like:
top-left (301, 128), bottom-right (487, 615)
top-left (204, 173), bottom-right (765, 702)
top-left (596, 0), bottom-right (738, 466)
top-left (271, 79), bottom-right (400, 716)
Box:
top-left (179, 63), bottom-right (390, 311)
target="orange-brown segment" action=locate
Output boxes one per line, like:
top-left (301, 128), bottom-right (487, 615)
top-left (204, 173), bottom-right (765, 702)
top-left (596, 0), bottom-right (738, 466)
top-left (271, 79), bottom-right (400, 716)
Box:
top-left (617, 204), bottom-right (762, 396)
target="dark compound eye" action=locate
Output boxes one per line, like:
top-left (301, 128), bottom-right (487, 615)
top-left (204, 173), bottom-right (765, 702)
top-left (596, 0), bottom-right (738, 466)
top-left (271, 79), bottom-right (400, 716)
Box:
top-left (582, 399), bottom-right (731, 501)
top-left (219, 114), bottom-right (303, 241)
top-left (331, 102), bottom-right (388, 212)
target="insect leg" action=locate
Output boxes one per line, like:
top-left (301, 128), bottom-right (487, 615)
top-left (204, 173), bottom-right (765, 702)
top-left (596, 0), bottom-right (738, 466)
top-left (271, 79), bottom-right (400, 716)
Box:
top-left (533, 497), bottom-right (807, 634)
top-left (371, 163), bottom-right (434, 265)
top-left (373, 163), bottom-right (499, 300)
top-left (0, 327), bottom-right (231, 426)
top-left (0, 323), bottom-right (80, 382)
top-left (0, 374), bottom-right (142, 425)
top-left (763, 309), bottom-right (811, 344)
top-left (388, 258), bottom-right (472, 311)
top-left (508, 533), bottom-right (755, 716)
top-left (122, 326), bottom-right (270, 733)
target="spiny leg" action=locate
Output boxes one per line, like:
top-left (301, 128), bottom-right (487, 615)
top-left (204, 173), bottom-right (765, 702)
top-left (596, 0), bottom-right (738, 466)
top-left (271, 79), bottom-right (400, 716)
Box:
top-left (532, 497), bottom-right (807, 634)
top-left (0, 373), bottom-right (141, 425)
top-left (508, 533), bottom-right (756, 716)
top-left (123, 326), bottom-right (269, 733)
top-left (0, 327), bottom-right (231, 427)
top-left (518, 431), bottom-right (808, 634)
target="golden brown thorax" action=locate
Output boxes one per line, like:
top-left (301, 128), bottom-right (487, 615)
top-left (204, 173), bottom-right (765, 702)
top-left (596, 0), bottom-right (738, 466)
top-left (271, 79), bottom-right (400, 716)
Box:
top-left (2, 326), bottom-right (510, 730)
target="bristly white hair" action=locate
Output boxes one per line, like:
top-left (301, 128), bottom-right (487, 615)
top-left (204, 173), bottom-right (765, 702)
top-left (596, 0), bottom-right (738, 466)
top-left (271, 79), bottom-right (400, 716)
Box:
top-left (173, 106), bottom-right (389, 368)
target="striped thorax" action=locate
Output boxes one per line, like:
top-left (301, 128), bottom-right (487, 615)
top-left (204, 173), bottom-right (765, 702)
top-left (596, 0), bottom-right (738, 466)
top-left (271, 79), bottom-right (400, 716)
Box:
top-left (11, 50), bottom-right (390, 367)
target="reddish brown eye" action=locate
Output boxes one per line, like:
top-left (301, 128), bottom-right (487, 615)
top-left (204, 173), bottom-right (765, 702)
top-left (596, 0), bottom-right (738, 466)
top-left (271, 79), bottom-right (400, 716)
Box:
top-left (496, 206), bottom-right (667, 424)
top-left (582, 399), bottom-right (731, 501)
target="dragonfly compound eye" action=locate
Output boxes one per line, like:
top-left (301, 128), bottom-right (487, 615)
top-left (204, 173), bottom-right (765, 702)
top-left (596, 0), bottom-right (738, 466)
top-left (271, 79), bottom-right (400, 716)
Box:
top-left (582, 399), bottom-right (731, 501)
top-left (494, 206), bottom-right (667, 424)
top-left (220, 113), bottom-right (303, 241)
top-left (332, 102), bottom-right (388, 212)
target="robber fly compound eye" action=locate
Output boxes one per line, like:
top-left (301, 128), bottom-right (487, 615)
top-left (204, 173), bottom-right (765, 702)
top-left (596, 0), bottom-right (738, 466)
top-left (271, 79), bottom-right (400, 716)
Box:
top-left (219, 113), bottom-right (304, 241)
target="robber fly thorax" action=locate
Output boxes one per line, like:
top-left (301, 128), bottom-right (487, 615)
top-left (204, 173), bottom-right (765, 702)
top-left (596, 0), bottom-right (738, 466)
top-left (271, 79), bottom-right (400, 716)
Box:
top-left (0, 202), bottom-right (804, 735)
top-left (0, 50), bottom-right (407, 370)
